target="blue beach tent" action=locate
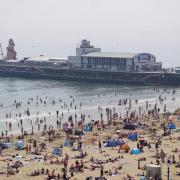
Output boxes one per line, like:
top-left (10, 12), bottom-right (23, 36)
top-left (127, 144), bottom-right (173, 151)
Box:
top-left (84, 125), bottom-right (92, 132)
top-left (130, 148), bottom-right (141, 155)
top-left (106, 139), bottom-right (124, 147)
top-left (116, 139), bottom-right (125, 146)
top-left (168, 123), bottom-right (176, 129)
top-left (128, 133), bottom-right (138, 141)
top-left (52, 147), bottom-right (62, 156)
top-left (2, 142), bottom-right (13, 149)
top-left (106, 139), bottom-right (123, 147)
top-left (106, 139), bottom-right (117, 147)
top-left (64, 140), bottom-right (72, 147)
top-left (15, 140), bottom-right (25, 149)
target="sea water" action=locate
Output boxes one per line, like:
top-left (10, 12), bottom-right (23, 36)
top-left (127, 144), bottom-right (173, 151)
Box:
top-left (0, 77), bottom-right (179, 134)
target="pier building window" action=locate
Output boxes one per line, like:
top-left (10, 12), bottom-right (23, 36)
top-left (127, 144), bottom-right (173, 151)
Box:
top-left (81, 57), bottom-right (83, 64)
top-left (87, 56), bottom-right (128, 67)
top-left (102, 59), bottom-right (105, 65)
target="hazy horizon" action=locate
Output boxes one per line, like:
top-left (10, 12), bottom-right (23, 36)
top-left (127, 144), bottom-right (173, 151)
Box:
top-left (0, 0), bottom-right (180, 67)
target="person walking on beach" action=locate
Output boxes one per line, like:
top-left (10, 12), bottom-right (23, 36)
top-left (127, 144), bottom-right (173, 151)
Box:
top-left (44, 153), bottom-right (48, 165)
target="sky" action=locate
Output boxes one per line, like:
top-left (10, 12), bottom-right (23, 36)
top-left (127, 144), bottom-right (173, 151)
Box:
top-left (0, 0), bottom-right (180, 67)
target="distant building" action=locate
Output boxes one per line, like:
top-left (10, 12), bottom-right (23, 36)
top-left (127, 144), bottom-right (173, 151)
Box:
top-left (23, 55), bottom-right (68, 67)
top-left (175, 67), bottom-right (180, 73)
top-left (68, 39), bottom-right (162, 72)
top-left (76, 39), bottom-right (101, 56)
top-left (68, 39), bottom-right (101, 68)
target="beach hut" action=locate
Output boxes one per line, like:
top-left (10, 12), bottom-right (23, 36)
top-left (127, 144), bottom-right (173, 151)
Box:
top-left (146, 164), bottom-right (162, 180)
top-left (128, 133), bottom-right (138, 141)
top-left (130, 148), bottom-right (141, 155)
top-left (52, 147), bottom-right (62, 156)
top-left (15, 140), bottom-right (25, 150)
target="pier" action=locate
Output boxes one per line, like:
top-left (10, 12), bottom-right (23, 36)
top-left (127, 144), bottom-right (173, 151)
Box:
top-left (0, 62), bottom-right (180, 86)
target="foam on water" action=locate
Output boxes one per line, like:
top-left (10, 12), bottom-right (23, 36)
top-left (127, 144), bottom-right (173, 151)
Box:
top-left (0, 118), bottom-right (17, 123)
top-left (138, 98), bottom-right (156, 103)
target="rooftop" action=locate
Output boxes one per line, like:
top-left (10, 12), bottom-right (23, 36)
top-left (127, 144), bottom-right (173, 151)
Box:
top-left (82, 52), bottom-right (137, 58)
top-left (25, 56), bottom-right (67, 62)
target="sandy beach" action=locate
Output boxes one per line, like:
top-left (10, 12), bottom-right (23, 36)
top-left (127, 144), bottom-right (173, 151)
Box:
top-left (0, 108), bottom-right (180, 180)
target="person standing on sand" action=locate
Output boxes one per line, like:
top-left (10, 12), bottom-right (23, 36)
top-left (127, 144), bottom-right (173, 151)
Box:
top-left (6, 163), bottom-right (11, 177)
top-left (138, 159), bottom-right (140, 169)
top-left (99, 140), bottom-right (102, 153)
top-left (44, 153), bottom-right (48, 165)
top-left (25, 145), bottom-right (28, 154)
top-left (100, 164), bottom-right (104, 178)
top-left (28, 145), bottom-right (31, 154)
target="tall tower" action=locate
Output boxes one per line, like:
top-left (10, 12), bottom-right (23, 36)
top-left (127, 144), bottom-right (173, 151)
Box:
top-left (6, 39), bottom-right (17, 60)
top-left (76, 39), bottom-right (101, 56)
